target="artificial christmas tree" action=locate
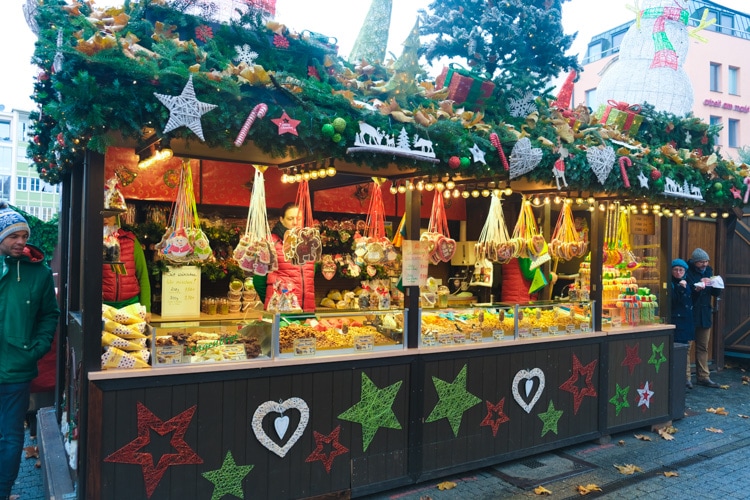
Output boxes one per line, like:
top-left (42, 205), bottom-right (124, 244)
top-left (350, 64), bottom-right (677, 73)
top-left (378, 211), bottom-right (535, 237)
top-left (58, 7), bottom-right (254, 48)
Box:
top-left (348, 0), bottom-right (393, 64)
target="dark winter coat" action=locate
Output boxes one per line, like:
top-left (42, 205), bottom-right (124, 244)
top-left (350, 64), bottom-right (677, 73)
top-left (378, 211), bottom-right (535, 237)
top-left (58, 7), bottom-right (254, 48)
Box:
top-left (670, 275), bottom-right (694, 343)
top-left (264, 222), bottom-right (316, 312)
top-left (0, 245), bottom-right (60, 384)
top-left (686, 261), bottom-right (721, 328)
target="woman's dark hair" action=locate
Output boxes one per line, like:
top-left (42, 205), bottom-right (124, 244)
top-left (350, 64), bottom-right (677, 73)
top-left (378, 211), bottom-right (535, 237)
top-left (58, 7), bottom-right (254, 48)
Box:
top-left (280, 202), bottom-right (297, 218)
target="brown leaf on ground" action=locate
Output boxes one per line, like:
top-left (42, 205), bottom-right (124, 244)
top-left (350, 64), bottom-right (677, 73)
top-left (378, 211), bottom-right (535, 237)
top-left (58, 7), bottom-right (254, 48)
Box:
top-left (663, 471), bottom-right (679, 477)
top-left (617, 440), bottom-right (626, 446)
top-left (534, 485), bottom-right (552, 495)
top-left (706, 427), bottom-right (724, 433)
top-left (739, 414), bottom-right (750, 419)
top-left (437, 481), bottom-right (456, 491)
top-left (614, 464), bottom-right (643, 475)
top-left (741, 375), bottom-right (750, 382)
top-left (657, 428), bottom-right (675, 441)
top-left (706, 407), bottom-right (729, 416)
top-left (576, 484), bottom-right (602, 495)
top-left (419, 496), bottom-right (433, 500)
top-left (634, 434), bottom-right (652, 441)
top-left (35, 459), bottom-right (41, 468)
top-left (720, 384), bottom-right (730, 390)
top-left (24, 446), bottom-right (39, 459)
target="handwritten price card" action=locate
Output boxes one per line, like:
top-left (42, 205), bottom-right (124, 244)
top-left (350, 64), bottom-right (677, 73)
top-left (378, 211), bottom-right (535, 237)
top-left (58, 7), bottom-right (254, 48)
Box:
top-left (161, 266), bottom-right (201, 318)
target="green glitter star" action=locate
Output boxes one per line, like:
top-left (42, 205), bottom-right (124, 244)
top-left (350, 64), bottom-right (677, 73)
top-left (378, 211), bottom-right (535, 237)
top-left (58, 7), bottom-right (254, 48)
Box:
top-left (609, 383), bottom-right (630, 416)
top-left (201, 451), bottom-right (253, 500)
top-left (538, 400), bottom-right (564, 437)
top-left (425, 364), bottom-right (482, 437)
top-left (338, 372), bottom-right (403, 451)
top-left (647, 342), bottom-right (667, 373)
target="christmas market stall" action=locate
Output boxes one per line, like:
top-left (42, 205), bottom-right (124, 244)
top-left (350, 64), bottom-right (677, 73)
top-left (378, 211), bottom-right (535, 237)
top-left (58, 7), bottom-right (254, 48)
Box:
top-left (25, 1), bottom-right (749, 498)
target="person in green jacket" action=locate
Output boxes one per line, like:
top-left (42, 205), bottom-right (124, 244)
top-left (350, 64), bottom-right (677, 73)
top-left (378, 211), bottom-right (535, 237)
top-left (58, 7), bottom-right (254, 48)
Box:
top-left (0, 202), bottom-right (60, 500)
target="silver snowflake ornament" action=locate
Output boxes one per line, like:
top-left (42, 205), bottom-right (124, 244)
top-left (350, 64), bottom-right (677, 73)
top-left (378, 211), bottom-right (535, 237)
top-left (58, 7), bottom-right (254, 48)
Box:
top-left (234, 44), bottom-right (259, 65)
top-left (154, 75), bottom-right (217, 141)
top-left (507, 92), bottom-right (537, 118)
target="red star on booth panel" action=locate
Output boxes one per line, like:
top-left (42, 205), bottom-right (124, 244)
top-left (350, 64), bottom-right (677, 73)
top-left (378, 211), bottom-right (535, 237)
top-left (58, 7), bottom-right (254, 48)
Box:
top-left (480, 398), bottom-right (511, 437)
top-left (305, 425), bottom-right (349, 473)
top-left (104, 402), bottom-right (202, 498)
top-left (272, 110), bottom-right (301, 136)
top-left (559, 354), bottom-right (598, 415)
top-left (621, 342), bottom-right (642, 375)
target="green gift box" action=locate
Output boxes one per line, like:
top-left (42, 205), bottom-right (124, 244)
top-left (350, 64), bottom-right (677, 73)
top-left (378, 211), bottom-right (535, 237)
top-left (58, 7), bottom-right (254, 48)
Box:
top-left (595, 100), bottom-right (644, 137)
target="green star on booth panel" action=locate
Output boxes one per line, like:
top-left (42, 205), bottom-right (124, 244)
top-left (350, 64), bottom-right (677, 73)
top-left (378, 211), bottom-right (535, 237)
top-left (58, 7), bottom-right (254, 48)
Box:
top-left (648, 342), bottom-right (667, 373)
top-left (609, 383), bottom-right (630, 416)
top-left (426, 364), bottom-right (482, 437)
top-left (538, 400), bottom-right (564, 437)
top-left (202, 451), bottom-right (253, 500)
top-left (338, 372), bottom-right (403, 451)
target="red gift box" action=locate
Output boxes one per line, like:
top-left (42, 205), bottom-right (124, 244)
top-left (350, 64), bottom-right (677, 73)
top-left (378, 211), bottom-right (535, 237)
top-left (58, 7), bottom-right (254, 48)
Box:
top-left (436, 64), bottom-right (495, 109)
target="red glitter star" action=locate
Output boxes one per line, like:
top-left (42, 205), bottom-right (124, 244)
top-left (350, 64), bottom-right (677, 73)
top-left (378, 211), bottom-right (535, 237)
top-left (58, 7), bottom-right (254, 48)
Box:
top-left (272, 111), bottom-right (301, 136)
top-left (730, 186), bottom-right (742, 199)
top-left (104, 403), bottom-right (202, 498)
top-left (559, 354), bottom-right (598, 415)
top-left (621, 342), bottom-right (642, 375)
top-left (480, 398), bottom-right (510, 437)
top-left (305, 425), bottom-right (349, 473)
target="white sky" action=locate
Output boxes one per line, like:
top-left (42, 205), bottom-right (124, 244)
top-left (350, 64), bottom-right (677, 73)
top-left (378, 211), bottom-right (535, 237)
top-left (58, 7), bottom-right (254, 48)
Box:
top-left (1, 0), bottom-right (748, 112)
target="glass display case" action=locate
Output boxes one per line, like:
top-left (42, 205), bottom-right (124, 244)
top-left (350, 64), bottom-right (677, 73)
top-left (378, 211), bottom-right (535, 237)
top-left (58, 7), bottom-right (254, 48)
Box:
top-left (269, 309), bottom-right (407, 358)
top-left (513, 300), bottom-right (593, 338)
top-left (151, 317), bottom-right (273, 366)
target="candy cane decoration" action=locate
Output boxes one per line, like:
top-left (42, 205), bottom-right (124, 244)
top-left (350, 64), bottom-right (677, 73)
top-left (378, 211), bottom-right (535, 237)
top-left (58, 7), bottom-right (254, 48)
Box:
top-left (619, 156), bottom-right (633, 188)
top-left (490, 133), bottom-right (509, 171)
top-left (743, 176), bottom-right (750, 204)
top-left (234, 103), bottom-right (268, 147)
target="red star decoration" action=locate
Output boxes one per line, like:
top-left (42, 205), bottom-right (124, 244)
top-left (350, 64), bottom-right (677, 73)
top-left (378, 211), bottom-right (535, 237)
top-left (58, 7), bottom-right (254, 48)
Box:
top-left (730, 186), bottom-right (742, 199)
top-left (305, 425), bottom-right (349, 473)
top-left (621, 342), bottom-right (642, 375)
top-left (104, 403), bottom-right (202, 498)
top-left (480, 398), bottom-right (510, 437)
top-left (272, 111), bottom-right (301, 136)
top-left (559, 354), bottom-right (598, 415)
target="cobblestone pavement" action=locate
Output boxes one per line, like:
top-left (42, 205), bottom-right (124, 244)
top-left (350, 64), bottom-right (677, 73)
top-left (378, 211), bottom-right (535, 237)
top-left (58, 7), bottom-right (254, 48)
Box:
top-left (11, 426), bottom-right (45, 500)
top-left (364, 361), bottom-right (750, 500)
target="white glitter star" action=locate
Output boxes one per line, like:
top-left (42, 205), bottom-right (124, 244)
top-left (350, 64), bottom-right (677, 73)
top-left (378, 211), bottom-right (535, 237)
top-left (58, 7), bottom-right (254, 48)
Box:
top-left (154, 75), bottom-right (217, 141)
top-left (469, 143), bottom-right (486, 165)
top-left (637, 381), bottom-right (654, 409)
top-left (637, 171), bottom-right (649, 188)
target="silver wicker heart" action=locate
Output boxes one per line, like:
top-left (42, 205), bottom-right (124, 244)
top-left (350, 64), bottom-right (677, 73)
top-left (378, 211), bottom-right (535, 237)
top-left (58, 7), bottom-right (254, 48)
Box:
top-left (252, 397), bottom-right (309, 457)
top-left (509, 138), bottom-right (543, 179)
top-left (587, 146), bottom-right (616, 185)
top-left (512, 368), bottom-right (546, 413)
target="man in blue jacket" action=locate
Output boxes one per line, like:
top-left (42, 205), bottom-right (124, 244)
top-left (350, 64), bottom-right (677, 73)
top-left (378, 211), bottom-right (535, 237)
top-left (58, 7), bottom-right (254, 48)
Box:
top-left (0, 203), bottom-right (60, 500)
top-left (687, 248), bottom-right (722, 388)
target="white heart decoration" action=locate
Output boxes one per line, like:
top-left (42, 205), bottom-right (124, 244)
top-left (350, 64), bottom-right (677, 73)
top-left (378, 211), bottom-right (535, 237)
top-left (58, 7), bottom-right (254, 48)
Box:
top-left (586, 145), bottom-right (616, 185)
top-left (512, 368), bottom-right (546, 414)
top-left (509, 137), bottom-right (543, 179)
top-left (252, 397), bottom-right (309, 458)
top-left (274, 415), bottom-right (290, 440)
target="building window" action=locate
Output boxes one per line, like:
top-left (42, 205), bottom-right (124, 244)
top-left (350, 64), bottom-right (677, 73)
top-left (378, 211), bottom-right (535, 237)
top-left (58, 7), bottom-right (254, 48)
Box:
top-left (29, 178), bottom-right (40, 192)
top-left (585, 89), bottom-right (597, 110)
top-left (17, 177), bottom-right (27, 191)
top-left (710, 63), bottom-right (721, 92)
top-left (0, 176), bottom-right (10, 200)
top-left (710, 115), bottom-right (722, 145)
top-left (611, 30), bottom-right (626, 52)
top-left (729, 67), bottom-right (739, 95)
top-left (719, 13), bottom-right (735, 35)
top-left (728, 119), bottom-right (740, 148)
top-left (587, 41), bottom-right (603, 62)
top-left (16, 121), bottom-right (28, 143)
top-left (0, 147), bottom-right (10, 171)
top-left (0, 122), bottom-right (9, 142)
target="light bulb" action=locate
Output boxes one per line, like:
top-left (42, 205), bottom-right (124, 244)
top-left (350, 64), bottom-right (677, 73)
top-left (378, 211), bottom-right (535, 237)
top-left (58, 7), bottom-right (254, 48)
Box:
top-left (318, 168), bottom-right (327, 178)
top-left (576, 198), bottom-right (584, 205)
top-left (294, 173), bottom-right (302, 182)
top-left (327, 167), bottom-right (336, 176)
top-left (722, 212), bottom-right (730, 218)
top-left (599, 203), bottom-right (606, 211)
top-left (452, 188), bottom-right (460, 198)
top-left (436, 182), bottom-right (445, 191)
top-left (397, 184), bottom-right (407, 194)
top-left (310, 170), bottom-right (319, 179)
top-left (699, 212), bottom-right (707, 218)
top-left (481, 189), bottom-right (490, 197)
top-left (425, 182), bottom-right (435, 191)
top-left (461, 190), bottom-right (470, 199)
top-left (407, 181), bottom-right (415, 191)
top-left (389, 185), bottom-right (398, 195)
top-left (471, 190), bottom-right (480, 198)
top-left (443, 189), bottom-right (451, 199)
top-left (302, 172), bottom-right (311, 181)
top-left (543, 196), bottom-right (550, 205)
top-left (587, 197), bottom-right (595, 205)
top-left (446, 180), bottom-right (455, 190)
top-left (416, 180), bottom-right (424, 191)
top-left (492, 189), bottom-right (501, 196)
top-left (532, 197), bottom-right (541, 206)
top-left (710, 212), bottom-right (718, 218)
top-left (504, 187), bottom-right (512, 196)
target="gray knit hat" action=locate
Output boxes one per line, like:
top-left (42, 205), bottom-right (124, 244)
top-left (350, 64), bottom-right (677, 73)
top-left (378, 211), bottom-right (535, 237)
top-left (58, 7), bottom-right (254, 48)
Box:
top-left (0, 202), bottom-right (30, 244)
top-left (690, 248), bottom-right (710, 262)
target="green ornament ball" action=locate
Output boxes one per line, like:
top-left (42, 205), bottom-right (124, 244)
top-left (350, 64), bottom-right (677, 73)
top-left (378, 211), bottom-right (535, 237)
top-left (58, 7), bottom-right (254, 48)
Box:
top-left (654, 178), bottom-right (664, 190)
top-left (321, 123), bottom-right (335, 137)
top-left (332, 117), bottom-right (347, 133)
top-left (460, 156), bottom-right (470, 168)
top-left (713, 182), bottom-right (723, 191)
top-left (332, 133), bottom-right (342, 143)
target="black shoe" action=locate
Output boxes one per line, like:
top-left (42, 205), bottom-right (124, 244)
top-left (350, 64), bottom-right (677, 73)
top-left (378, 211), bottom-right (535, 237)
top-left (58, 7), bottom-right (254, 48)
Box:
top-left (697, 378), bottom-right (720, 388)
top-left (686, 380), bottom-right (693, 389)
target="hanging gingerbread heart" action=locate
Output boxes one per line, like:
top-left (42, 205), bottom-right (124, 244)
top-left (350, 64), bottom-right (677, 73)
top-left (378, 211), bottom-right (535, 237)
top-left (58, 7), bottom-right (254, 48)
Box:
top-left (587, 145), bottom-right (617, 185)
top-left (509, 137), bottom-right (543, 179)
top-left (321, 255), bottom-right (337, 280)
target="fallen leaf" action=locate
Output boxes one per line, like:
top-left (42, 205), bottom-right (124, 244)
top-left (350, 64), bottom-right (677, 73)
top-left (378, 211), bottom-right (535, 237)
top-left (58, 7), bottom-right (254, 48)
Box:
top-left (707, 407), bottom-right (729, 416)
top-left (35, 459), bottom-right (41, 468)
top-left (663, 471), bottom-right (679, 477)
top-left (663, 425), bottom-right (678, 434)
top-left (534, 485), bottom-right (552, 495)
top-left (657, 428), bottom-right (675, 441)
top-left (24, 446), bottom-right (39, 459)
top-left (634, 434), bottom-right (652, 441)
top-left (614, 464), bottom-right (643, 475)
top-left (720, 384), bottom-right (730, 390)
top-left (437, 481), bottom-right (456, 491)
top-left (705, 427), bottom-right (724, 433)
top-left (738, 414), bottom-right (749, 419)
top-left (576, 484), bottom-right (602, 495)
top-left (617, 440), bottom-right (626, 446)
top-left (742, 375), bottom-right (750, 382)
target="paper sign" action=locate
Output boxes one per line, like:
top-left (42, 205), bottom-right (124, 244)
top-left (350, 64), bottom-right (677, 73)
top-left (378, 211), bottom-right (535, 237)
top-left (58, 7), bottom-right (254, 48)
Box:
top-left (160, 266), bottom-right (201, 318)
top-left (401, 240), bottom-right (429, 286)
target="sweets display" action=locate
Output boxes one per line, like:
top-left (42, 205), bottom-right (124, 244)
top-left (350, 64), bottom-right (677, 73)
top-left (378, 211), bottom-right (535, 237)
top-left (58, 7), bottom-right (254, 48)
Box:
top-left (278, 314), bottom-right (402, 353)
top-left (153, 324), bottom-right (268, 365)
top-left (101, 303), bottom-right (151, 369)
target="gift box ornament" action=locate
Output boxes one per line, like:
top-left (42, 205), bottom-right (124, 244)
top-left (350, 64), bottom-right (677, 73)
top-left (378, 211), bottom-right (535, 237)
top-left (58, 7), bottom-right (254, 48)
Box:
top-left (436, 63), bottom-right (495, 109)
top-left (595, 100), bottom-right (644, 136)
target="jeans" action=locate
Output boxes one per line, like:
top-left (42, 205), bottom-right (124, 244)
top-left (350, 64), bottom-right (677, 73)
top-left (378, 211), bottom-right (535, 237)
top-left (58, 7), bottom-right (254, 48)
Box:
top-left (0, 382), bottom-right (31, 497)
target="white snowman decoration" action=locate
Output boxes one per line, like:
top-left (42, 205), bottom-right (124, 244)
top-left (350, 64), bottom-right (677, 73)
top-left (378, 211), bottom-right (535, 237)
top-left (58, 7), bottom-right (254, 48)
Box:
top-left (595, 0), bottom-right (693, 116)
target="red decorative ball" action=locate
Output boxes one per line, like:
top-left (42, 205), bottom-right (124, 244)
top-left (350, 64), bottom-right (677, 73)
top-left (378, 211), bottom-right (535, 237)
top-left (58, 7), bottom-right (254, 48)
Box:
top-left (33, 135), bottom-right (40, 144)
top-left (650, 169), bottom-right (662, 180)
top-left (448, 156), bottom-right (461, 169)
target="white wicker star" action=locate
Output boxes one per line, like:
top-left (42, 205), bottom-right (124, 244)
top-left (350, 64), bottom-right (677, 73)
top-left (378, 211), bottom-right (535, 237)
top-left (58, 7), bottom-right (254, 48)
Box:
top-left (637, 171), bottom-right (650, 188)
top-left (469, 143), bottom-right (486, 165)
top-left (154, 75), bottom-right (217, 141)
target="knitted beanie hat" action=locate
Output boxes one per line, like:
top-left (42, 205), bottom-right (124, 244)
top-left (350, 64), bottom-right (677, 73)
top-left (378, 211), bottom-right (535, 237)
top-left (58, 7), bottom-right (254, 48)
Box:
top-left (0, 202), bottom-right (30, 244)
top-left (671, 258), bottom-right (688, 270)
top-left (690, 248), bottom-right (710, 262)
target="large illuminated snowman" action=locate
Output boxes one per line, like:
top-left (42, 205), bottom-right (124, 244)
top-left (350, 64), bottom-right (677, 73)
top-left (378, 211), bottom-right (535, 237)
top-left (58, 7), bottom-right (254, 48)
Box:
top-left (595, 0), bottom-right (692, 116)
